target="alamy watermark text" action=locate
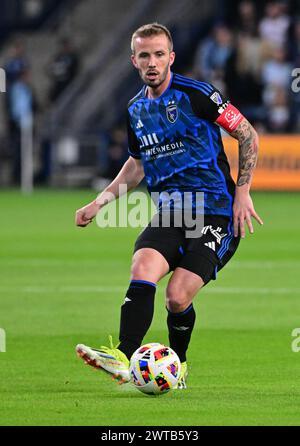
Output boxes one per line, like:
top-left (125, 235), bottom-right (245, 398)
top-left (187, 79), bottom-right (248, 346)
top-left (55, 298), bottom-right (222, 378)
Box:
top-left (95, 185), bottom-right (205, 238)
top-left (0, 328), bottom-right (6, 352)
top-left (291, 68), bottom-right (300, 93)
top-left (0, 68), bottom-right (6, 93)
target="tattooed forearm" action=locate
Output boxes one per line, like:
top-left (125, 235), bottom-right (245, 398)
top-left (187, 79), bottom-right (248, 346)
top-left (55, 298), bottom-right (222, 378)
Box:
top-left (230, 118), bottom-right (259, 187)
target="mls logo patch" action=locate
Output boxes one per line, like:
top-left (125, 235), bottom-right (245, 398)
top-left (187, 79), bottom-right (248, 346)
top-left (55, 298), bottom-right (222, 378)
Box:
top-left (210, 92), bottom-right (223, 106)
top-left (166, 102), bottom-right (178, 123)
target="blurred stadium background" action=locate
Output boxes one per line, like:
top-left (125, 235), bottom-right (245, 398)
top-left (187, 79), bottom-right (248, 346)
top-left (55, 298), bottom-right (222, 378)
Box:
top-left (0, 0), bottom-right (299, 191)
top-left (1, 0), bottom-right (300, 426)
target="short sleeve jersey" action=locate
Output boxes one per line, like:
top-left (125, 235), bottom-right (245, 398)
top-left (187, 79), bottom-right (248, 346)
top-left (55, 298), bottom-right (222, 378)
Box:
top-left (127, 72), bottom-right (237, 217)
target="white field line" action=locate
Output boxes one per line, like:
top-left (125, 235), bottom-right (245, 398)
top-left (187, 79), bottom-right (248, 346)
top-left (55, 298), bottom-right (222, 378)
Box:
top-left (1, 259), bottom-right (300, 269)
top-left (0, 285), bottom-right (299, 295)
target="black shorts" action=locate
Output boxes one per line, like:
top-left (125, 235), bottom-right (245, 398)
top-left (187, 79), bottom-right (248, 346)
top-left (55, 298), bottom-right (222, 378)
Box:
top-left (134, 214), bottom-right (240, 284)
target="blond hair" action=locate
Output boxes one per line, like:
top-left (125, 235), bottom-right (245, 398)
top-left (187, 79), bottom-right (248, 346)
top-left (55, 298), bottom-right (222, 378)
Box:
top-left (131, 23), bottom-right (173, 53)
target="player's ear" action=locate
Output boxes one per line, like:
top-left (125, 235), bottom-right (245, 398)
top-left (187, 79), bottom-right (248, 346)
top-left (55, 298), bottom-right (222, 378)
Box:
top-left (131, 54), bottom-right (138, 68)
top-left (169, 51), bottom-right (175, 67)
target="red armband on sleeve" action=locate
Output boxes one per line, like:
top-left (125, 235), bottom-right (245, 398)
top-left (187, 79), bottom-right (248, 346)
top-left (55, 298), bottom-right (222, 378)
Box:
top-left (216, 104), bottom-right (244, 132)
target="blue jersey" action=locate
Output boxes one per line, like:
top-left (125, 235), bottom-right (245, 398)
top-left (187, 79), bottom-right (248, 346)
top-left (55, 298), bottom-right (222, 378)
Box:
top-left (127, 73), bottom-right (235, 217)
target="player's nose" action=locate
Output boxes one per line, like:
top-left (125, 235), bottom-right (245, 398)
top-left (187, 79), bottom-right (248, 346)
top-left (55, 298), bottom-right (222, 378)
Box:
top-left (148, 55), bottom-right (157, 67)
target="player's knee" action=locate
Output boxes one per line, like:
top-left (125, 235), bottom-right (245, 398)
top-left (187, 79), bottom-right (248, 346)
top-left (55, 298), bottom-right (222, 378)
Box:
top-left (165, 285), bottom-right (190, 313)
top-left (130, 259), bottom-right (152, 280)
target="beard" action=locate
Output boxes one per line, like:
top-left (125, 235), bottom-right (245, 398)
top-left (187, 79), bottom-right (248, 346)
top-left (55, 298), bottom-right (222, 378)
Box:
top-left (141, 64), bottom-right (169, 89)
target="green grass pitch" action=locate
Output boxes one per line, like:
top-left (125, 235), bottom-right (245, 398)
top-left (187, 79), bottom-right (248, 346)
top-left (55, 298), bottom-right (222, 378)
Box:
top-left (0, 189), bottom-right (300, 426)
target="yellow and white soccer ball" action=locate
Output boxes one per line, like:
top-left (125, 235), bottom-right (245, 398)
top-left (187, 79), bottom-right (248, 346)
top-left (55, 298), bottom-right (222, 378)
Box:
top-left (129, 343), bottom-right (181, 395)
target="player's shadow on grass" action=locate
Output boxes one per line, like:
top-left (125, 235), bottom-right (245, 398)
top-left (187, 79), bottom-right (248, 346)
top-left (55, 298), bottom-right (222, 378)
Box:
top-left (115, 384), bottom-right (183, 398)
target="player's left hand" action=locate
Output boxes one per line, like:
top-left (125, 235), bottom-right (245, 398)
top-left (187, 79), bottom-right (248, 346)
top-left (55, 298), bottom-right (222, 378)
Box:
top-left (233, 186), bottom-right (263, 238)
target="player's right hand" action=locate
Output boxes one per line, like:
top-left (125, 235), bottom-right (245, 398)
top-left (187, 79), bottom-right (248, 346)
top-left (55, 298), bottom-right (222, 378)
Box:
top-left (75, 201), bottom-right (100, 227)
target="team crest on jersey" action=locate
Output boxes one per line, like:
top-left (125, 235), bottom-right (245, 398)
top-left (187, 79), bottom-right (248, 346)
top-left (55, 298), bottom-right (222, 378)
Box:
top-left (166, 101), bottom-right (178, 123)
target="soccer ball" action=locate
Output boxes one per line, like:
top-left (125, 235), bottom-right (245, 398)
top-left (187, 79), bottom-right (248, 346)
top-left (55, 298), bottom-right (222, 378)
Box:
top-left (129, 343), bottom-right (181, 395)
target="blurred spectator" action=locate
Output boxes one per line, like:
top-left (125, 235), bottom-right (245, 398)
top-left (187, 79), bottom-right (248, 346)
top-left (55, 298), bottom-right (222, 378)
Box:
top-left (47, 37), bottom-right (80, 102)
top-left (287, 17), bottom-right (300, 64)
top-left (4, 39), bottom-right (29, 84)
top-left (259, 1), bottom-right (290, 48)
top-left (261, 47), bottom-right (292, 131)
top-left (92, 125), bottom-right (128, 190)
top-left (10, 70), bottom-right (34, 125)
top-left (261, 46), bottom-right (292, 94)
top-left (4, 39), bottom-right (30, 143)
top-left (290, 23), bottom-right (300, 132)
top-left (105, 127), bottom-right (128, 179)
top-left (8, 69), bottom-right (36, 184)
top-left (193, 24), bottom-right (234, 86)
top-left (267, 87), bottom-right (290, 132)
top-left (225, 34), bottom-right (266, 124)
top-left (236, 1), bottom-right (258, 37)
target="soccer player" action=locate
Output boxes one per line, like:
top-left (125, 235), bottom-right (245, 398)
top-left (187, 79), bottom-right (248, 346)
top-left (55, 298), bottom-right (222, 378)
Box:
top-left (75, 23), bottom-right (263, 389)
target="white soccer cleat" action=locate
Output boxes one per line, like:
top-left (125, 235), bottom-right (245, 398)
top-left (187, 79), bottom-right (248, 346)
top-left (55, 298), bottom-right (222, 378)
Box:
top-left (76, 339), bottom-right (130, 383)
